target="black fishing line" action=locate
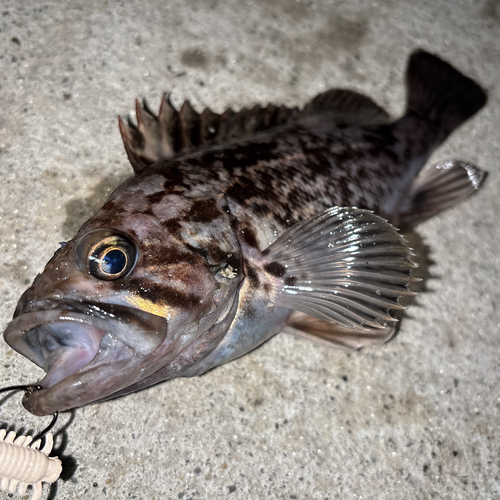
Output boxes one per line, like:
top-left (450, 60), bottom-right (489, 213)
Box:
top-left (0, 384), bottom-right (59, 442)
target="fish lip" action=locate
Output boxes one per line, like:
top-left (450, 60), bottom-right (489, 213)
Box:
top-left (6, 299), bottom-right (168, 358)
top-left (4, 299), bottom-right (170, 415)
top-left (4, 308), bottom-right (104, 367)
top-left (4, 306), bottom-right (147, 416)
top-left (4, 309), bottom-right (114, 387)
top-left (5, 289), bottom-right (236, 414)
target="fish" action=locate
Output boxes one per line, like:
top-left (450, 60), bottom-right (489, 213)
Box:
top-left (3, 50), bottom-right (487, 417)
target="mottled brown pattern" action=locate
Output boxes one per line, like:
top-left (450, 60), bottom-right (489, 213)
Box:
top-left (147, 191), bottom-right (165, 204)
top-left (133, 114), bottom-right (433, 239)
top-left (186, 199), bottom-right (223, 224)
top-left (6, 51), bottom-right (488, 417)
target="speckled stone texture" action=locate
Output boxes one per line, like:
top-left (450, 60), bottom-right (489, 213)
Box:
top-left (0, 1), bottom-right (498, 499)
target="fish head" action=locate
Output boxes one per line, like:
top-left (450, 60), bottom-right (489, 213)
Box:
top-left (4, 173), bottom-right (244, 415)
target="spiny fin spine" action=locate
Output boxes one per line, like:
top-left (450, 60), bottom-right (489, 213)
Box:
top-left (120, 88), bottom-right (389, 172)
top-left (120, 94), bottom-right (300, 172)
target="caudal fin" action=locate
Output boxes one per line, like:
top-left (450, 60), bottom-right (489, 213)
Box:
top-left (406, 50), bottom-right (487, 138)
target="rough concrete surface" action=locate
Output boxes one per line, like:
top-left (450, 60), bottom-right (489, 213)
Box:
top-left (0, 1), bottom-right (499, 499)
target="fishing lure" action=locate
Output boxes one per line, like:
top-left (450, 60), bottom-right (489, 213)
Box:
top-left (0, 429), bottom-right (61, 500)
top-left (0, 385), bottom-right (61, 499)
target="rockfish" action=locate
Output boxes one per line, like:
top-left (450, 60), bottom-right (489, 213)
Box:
top-left (3, 51), bottom-right (487, 416)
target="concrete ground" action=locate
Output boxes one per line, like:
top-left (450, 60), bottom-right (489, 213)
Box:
top-left (0, 1), bottom-right (499, 499)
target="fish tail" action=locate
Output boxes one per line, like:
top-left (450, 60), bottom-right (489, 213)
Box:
top-left (405, 50), bottom-right (487, 139)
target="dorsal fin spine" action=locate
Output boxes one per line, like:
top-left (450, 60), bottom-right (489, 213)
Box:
top-left (119, 87), bottom-right (389, 172)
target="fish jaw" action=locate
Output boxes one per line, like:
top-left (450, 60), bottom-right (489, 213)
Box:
top-left (4, 302), bottom-right (170, 415)
top-left (4, 279), bottom-right (242, 415)
top-left (2, 188), bottom-right (245, 414)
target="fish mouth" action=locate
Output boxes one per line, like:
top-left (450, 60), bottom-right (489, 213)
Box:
top-left (23, 320), bottom-right (103, 389)
top-left (4, 301), bottom-right (168, 416)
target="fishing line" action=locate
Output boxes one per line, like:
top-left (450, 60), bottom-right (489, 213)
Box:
top-left (0, 384), bottom-right (59, 442)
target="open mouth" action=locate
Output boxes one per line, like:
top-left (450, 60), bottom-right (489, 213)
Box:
top-left (23, 321), bottom-right (103, 389)
top-left (3, 289), bottom-right (240, 416)
top-left (3, 300), bottom-right (169, 415)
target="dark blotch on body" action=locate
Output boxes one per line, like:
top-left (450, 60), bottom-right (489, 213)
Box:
top-left (187, 199), bottom-right (222, 223)
top-left (162, 165), bottom-right (186, 190)
top-left (284, 276), bottom-right (297, 286)
top-left (264, 261), bottom-right (286, 278)
top-left (162, 218), bottom-right (182, 238)
top-left (240, 226), bottom-right (259, 248)
top-left (102, 199), bottom-right (117, 211)
top-left (244, 261), bottom-right (260, 288)
top-left (141, 207), bottom-right (155, 216)
top-left (147, 191), bottom-right (165, 204)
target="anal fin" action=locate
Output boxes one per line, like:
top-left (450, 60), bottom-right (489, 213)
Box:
top-left (396, 160), bottom-right (487, 227)
top-left (284, 311), bottom-right (397, 351)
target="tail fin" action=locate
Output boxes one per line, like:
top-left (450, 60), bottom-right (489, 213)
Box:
top-left (406, 50), bottom-right (487, 138)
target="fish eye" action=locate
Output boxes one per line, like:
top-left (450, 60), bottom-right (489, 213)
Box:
top-left (87, 235), bottom-right (136, 280)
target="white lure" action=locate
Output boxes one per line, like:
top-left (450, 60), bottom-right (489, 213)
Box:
top-left (0, 429), bottom-right (62, 500)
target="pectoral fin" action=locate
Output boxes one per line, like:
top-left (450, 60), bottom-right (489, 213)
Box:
top-left (261, 207), bottom-right (417, 339)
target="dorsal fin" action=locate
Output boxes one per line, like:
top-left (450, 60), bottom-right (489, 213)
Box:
top-left (119, 89), bottom-right (389, 172)
top-left (301, 88), bottom-right (390, 125)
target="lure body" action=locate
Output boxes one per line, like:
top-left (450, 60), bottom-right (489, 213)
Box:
top-left (0, 429), bottom-right (61, 500)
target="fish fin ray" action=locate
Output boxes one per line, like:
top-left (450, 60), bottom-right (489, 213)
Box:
top-left (301, 88), bottom-right (390, 124)
top-left (284, 314), bottom-right (397, 350)
top-left (396, 160), bottom-right (487, 227)
top-left (120, 94), bottom-right (301, 171)
top-left (120, 87), bottom-right (391, 172)
top-left (406, 50), bottom-right (487, 138)
top-left (263, 207), bottom-right (417, 331)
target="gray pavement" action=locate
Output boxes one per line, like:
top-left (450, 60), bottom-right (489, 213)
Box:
top-left (0, 1), bottom-right (499, 499)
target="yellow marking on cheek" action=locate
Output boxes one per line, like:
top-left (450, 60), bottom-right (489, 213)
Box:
top-left (123, 295), bottom-right (170, 318)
